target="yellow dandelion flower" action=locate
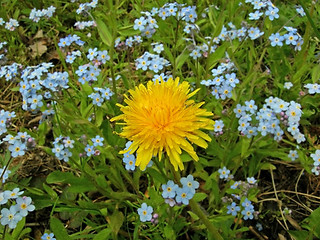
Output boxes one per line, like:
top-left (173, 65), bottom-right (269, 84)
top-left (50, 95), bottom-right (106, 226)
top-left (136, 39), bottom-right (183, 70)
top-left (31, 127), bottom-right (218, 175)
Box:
top-left (111, 77), bottom-right (214, 171)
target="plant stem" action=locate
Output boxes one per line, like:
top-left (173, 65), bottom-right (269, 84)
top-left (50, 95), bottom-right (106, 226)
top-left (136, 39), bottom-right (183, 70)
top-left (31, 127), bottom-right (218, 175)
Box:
top-left (168, 164), bottom-right (223, 239)
top-left (189, 199), bottom-right (223, 240)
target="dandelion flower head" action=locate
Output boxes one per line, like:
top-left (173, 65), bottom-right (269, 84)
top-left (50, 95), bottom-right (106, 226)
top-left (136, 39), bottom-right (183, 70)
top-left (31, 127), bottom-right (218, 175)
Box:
top-left (111, 77), bottom-right (214, 171)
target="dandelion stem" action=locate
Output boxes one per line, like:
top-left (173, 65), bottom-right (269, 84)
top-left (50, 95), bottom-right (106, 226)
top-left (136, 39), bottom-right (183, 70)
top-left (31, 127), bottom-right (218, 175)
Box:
top-left (0, 156), bottom-right (13, 189)
top-left (168, 164), bottom-right (223, 240)
top-left (189, 199), bottom-right (223, 240)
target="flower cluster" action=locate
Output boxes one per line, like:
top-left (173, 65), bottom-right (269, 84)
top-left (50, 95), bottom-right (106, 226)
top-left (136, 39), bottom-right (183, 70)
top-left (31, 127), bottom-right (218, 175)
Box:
top-left (39, 108), bottom-right (55, 124)
top-left (114, 35), bottom-right (143, 50)
top-left (213, 120), bottom-right (225, 136)
top-left (295, 5), bottom-right (306, 17)
top-left (240, 198), bottom-right (255, 220)
top-left (3, 132), bottom-right (35, 158)
top-left (160, 4), bottom-right (197, 22)
top-left (162, 175), bottom-right (199, 206)
top-left (133, 15), bottom-right (158, 38)
top-left (83, 135), bottom-right (104, 157)
top-left (218, 166), bottom-right (232, 180)
top-left (284, 81), bottom-right (293, 89)
top-left (311, 150), bottom-right (320, 175)
top-left (19, 63), bottom-right (70, 111)
top-left (0, 110), bottom-right (15, 135)
top-left (152, 42), bottom-right (164, 54)
top-left (41, 233), bottom-right (56, 240)
top-left (76, 63), bottom-right (101, 84)
top-left (288, 149), bottom-right (299, 161)
top-left (137, 203), bottom-right (153, 222)
top-left (65, 50), bottom-right (81, 64)
top-left (76, 0), bottom-right (98, 14)
top-left (1, 18), bottom-right (19, 31)
top-left (247, 26), bottom-right (264, 40)
top-left (152, 73), bottom-right (172, 83)
top-left (269, 26), bottom-right (304, 51)
top-left (187, 20), bottom-right (263, 61)
top-left (29, 6), bottom-right (56, 22)
top-left (234, 97), bottom-right (304, 142)
top-left (189, 40), bottom-right (216, 60)
top-left (304, 83), bottom-right (320, 94)
top-left (0, 168), bottom-right (11, 183)
top-left (245, 0), bottom-right (279, 21)
top-left (58, 34), bottom-right (85, 48)
top-left (86, 48), bottom-right (110, 64)
top-left (0, 41), bottom-right (7, 63)
top-left (74, 20), bottom-right (96, 30)
top-left (0, 62), bottom-right (21, 81)
top-left (52, 136), bottom-right (74, 162)
top-left (0, 188), bottom-right (35, 229)
top-left (88, 87), bottom-right (113, 106)
top-left (201, 55), bottom-right (239, 100)
top-left (135, 51), bottom-right (170, 73)
top-left (222, 175), bottom-right (258, 220)
top-left (122, 141), bottom-right (136, 171)
top-left (133, 3), bottom-right (199, 39)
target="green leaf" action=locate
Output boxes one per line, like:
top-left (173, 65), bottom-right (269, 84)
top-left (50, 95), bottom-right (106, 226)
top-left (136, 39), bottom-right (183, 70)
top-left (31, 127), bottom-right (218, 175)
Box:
top-left (260, 162), bottom-right (276, 170)
top-left (26, 187), bottom-right (45, 196)
top-left (146, 168), bottom-right (166, 184)
top-left (108, 210), bottom-right (124, 237)
top-left (148, 187), bottom-right (164, 206)
top-left (18, 228), bottom-right (32, 238)
top-left (208, 44), bottom-right (227, 69)
top-left (175, 50), bottom-right (190, 70)
top-left (95, 18), bottom-right (113, 47)
top-left (256, 148), bottom-right (289, 161)
top-left (302, 206), bottom-right (320, 238)
top-left (10, 86), bottom-right (20, 91)
top-left (187, 211), bottom-right (200, 220)
top-left (95, 108), bottom-right (104, 127)
top-left (288, 230), bottom-right (311, 240)
top-left (164, 225), bottom-right (176, 239)
top-left (163, 44), bottom-right (174, 65)
top-left (101, 119), bottom-right (118, 146)
top-left (43, 183), bottom-right (58, 198)
top-left (12, 217), bottom-right (25, 239)
top-left (46, 171), bottom-right (96, 193)
top-left (37, 122), bottom-right (49, 146)
top-left (311, 65), bottom-right (320, 83)
top-left (193, 192), bottom-right (207, 202)
top-left (4, 233), bottom-right (13, 240)
top-left (241, 137), bottom-right (251, 158)
top-left (93, 228), bottom-right (112, 240)
top-left (50, 217), bottom-right (72, 240)
top-left (96, 174), bottom-right (110, 190)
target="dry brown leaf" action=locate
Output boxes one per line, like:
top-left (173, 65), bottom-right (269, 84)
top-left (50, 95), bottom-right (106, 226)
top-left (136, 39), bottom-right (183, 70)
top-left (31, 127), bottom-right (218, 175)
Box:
top-left (33, 29), bottom-right (44, 39)
top-left (29, 40), bottom-right (47, 58)
top-left (47, 49), bottom-right (61, 61)
top-left (285, 215), bottom-right (302, 230)
top-left (278, 233), bottom-right (286, 240)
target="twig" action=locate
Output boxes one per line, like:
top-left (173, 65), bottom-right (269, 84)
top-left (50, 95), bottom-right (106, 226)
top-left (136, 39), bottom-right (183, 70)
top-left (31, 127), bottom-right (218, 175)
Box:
top-left (249, 226), bottom-right (268, 240)
top-left (295, 169), bottom-right (313, 213)
top-left (269, 168), bottom-right (290, 233)
top-left (259, 189), bottom-right (320, 200)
